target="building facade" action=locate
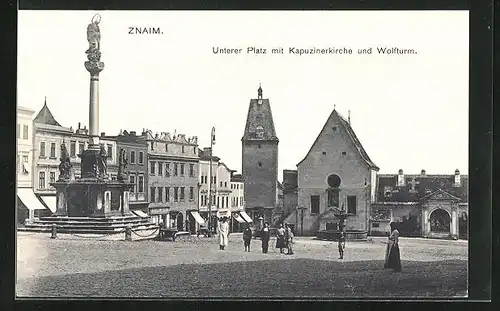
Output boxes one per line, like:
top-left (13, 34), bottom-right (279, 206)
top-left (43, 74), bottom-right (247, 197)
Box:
top-left (145, 130), bottom-right (199, 233)
top-left (17, 106), bottom-right (35, 188)
top-left (286, 109), bottom-right (379, 236)
top-left (241, 85), bottom-right (279, 224)
top-left (371, 169), bottom-right (468, 239)
top-left (230, 173), bottom-right (246, 232)
top-left (32, 102), bottom-right (118, 214)
top-left (16, 106), bottom-right (45, 223)
top-left (115, 130), bottom-right (149, 212)
top-left (33, 101), bottom-right (74, 211)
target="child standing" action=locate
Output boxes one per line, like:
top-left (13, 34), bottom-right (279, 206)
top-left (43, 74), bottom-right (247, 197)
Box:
top-left (338, 232), bottom-right (346, 259)
top-left (243, 225), bottom-right (253, 252)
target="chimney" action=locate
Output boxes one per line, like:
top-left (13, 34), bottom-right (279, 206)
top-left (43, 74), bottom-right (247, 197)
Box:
top-left (203, 147), bottom-right (212, 157)
top-left (155, 133), bottom-right (159, 139)
top-left (101, 132), bottom-right (105, 137)
top-left (454, 169), bottom-right (461, 187)
top-left (421, 169), bottom-right (426, 176)
top-left (397, 169), bottom-right (405, 186)
top-left (78, 122), bottom-right (81, 129)
top-left (348, 110), bottom-right (351, 124)
top-left (130, 131), bottom-right (136, 136)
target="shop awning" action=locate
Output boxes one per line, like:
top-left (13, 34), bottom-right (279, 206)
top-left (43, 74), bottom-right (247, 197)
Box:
top-left (17, 188), bottom-right (48, 211)
top-left (132, 210), bottom-right (149, 218)
top-left (233, 213), bottom-right (245, 223)
top-left (239, 211), bottom-right (252, 223)
top-left (40, 196), bottom-right (57, 213)
top-left (190, 211), bottom-right (205, 225)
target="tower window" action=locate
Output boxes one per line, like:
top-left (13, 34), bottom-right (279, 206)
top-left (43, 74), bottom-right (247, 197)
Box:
top-left (332, 127), bottom-right (337, 131)
top-left (342, 151), bottom-right (347, 155)
top-left (258, 162), bottom-right (262, 168)
top-left (322, 151), bottom-right (326, 155)
top-left (258, 144), bottom-right (261, 148)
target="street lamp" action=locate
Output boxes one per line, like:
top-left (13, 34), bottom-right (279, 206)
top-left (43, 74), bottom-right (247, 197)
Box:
top-left (207, 126), bottom-right (215, 236)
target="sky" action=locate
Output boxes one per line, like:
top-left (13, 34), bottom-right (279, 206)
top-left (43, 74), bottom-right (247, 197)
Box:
top-left (18, 10), bottom-right (469, 178)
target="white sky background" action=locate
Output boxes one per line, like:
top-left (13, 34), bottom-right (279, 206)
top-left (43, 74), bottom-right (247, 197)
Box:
top-left (18, 11), bottom-right (469, 177)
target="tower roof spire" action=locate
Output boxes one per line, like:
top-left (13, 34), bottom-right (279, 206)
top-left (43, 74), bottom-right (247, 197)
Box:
top-left (258, 83), bottom-right (263, 97)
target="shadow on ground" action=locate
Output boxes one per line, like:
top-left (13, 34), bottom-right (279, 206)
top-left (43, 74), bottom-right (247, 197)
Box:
top-left (17, 258), bottom-right (467, 298)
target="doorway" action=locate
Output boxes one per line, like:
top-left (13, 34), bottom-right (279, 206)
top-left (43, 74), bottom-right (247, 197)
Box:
top-left (430, 209), bottom-right (450, 233)
top-left (176, 212), bottom-right (184, 231)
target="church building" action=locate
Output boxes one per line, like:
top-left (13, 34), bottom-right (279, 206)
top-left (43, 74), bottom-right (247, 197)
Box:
top-left (241, 85), bottom-right (280, 225)
top-left (284, 108), bottom-right (379, 237)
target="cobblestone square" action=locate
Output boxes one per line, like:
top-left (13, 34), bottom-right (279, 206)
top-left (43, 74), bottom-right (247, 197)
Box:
top-left (16, 232), bottom-right (467, 298)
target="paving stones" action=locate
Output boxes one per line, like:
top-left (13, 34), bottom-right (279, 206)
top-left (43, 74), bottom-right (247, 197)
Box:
top-left (16, 233), bottom-right (468, 298)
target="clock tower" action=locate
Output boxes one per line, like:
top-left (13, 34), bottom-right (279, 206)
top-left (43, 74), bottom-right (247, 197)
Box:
top-left (241, 85), bottom-right (279, 224)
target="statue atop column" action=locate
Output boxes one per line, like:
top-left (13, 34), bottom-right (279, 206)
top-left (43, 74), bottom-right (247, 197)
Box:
top-left (86, 14), bottom-right (102, 62)
top-left (85, 14), bottom-right (105, 76)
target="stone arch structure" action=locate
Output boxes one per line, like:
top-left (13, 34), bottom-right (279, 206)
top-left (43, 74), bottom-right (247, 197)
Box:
top-left (421, 189), bottom-right (460, 239)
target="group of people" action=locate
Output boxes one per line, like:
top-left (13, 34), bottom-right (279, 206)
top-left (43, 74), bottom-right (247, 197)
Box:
top-left (217, 217), bottom-right (402, 273)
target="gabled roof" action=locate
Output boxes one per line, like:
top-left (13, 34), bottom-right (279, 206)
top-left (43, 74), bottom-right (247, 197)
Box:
top-left (420, 188), bottom-right (461, 202)
top-left (296, 109), bottom-right (378, 170)
top-left (33, 98), bottom-right (62, 126)
top-left (376, 173), bottom-right (468, 203)
top-left (242, 93), bottom-right (278, 141)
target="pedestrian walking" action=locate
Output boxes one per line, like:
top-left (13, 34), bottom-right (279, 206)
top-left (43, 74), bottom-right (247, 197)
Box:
top-left (261, 222), bottom-right (270, 253)
top-left (276, 223), bottom-right (286, 253)
top-left (243, 224), bottom-right (253, 252)
top-left (384, 222), bottom-right (402, 272)
top-left (218, 217), bottom-right (230, 250)
top-left (338, 231), bottom-right (346, 259)
top-left (285, 224), bottom-right (294, 255)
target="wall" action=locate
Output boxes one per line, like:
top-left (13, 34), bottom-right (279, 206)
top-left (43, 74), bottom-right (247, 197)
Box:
top-left (116, 136), bottom-right (148, 208)
top-left (230, 181), bottom-right (244, 210)
top-left (242, 140), bottom-right (278, 209)
top-left (33, 125), bottom-right (73, 194)
top-left (17, 107), bottom-right (35, 189)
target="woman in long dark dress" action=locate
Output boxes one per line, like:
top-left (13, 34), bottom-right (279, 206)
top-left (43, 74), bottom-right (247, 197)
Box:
top-left (261, 222), bottom-right (270, 253)
top-left (384, 222), bottom-right (402, 272)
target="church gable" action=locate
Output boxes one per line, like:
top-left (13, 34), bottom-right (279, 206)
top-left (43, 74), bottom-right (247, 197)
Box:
top-left (297, 109), bottom-right (378, 170)
top-left (421, 189), bottom-right (461, 203)
top-left (242, 86), bottom-right (278, 141)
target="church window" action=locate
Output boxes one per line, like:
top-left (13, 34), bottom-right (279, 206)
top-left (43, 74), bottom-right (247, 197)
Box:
top-left (258, 162), bottom-right (262, 168)
top-left (310, 195), bottom-right (320, 214)
top-left (327, 174), bottom-right (341, 188)
top-left (322, 151), bottom-right (326, 155)
top-left (332, 127), bottom-right (337, 131)
top-left (347, 196), bottom-right (357, 214)
top-left (342, 152), bottom-right (347, 155)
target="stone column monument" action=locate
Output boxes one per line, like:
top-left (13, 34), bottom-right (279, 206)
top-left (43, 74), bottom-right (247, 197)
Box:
top-left (51, 14), bottom-right (133, 217)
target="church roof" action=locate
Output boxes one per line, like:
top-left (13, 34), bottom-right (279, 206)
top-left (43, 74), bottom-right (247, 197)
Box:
top-left (33, 98), bottom-right (62, 126)
top-left (297, 109), bottom-right (378, 169)
top-left (242, 96), bottom-right (278, 141)
top-left (376, 173), bottom-right (468, 203)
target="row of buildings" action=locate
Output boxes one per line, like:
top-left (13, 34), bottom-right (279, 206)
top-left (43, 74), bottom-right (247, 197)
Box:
top-left (16, 100), bottom-right (249, 233)
top-left (238, 86), bottom-right (468, 240)
top-left (17, 86), bottom-right (468, 239)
